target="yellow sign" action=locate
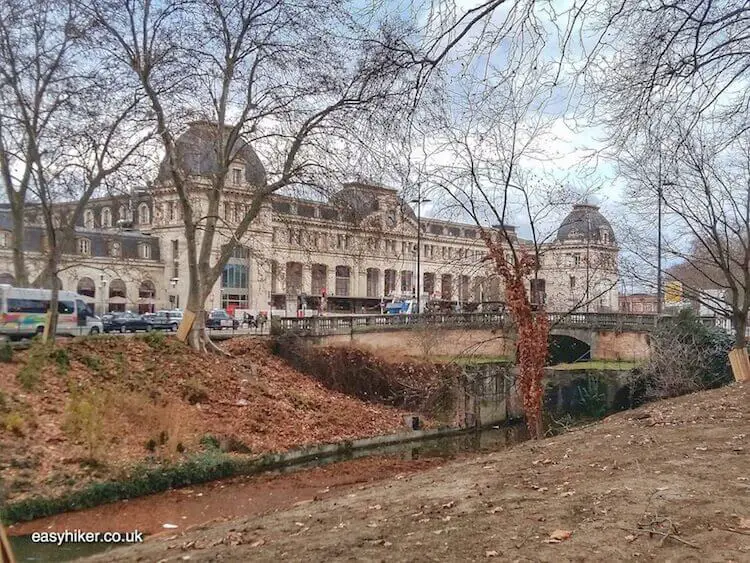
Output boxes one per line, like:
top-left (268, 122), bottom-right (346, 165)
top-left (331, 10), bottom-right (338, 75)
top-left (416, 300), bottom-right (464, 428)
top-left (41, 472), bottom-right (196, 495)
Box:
top-left (665, 281), bottom-right (683, 304)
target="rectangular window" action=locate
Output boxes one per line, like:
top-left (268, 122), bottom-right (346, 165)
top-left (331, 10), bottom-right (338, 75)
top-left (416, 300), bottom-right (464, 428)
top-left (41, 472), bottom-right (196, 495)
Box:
top-left (7, 299), bottom-right (48, 313)
top-left (58, 301), bottom-right (75, 314)
top-left (401, 270), bottom-right (413, 293)
top-left (232, 168), bottom-right (242, 185)
top-left (0, 231), bottom-right (9, 248)
top-left (139, 243), bottom-right (151, 259)
top-left (572, 253), bottom-right (581, 266)
top-left (570, 276), bottom-right (576, 289)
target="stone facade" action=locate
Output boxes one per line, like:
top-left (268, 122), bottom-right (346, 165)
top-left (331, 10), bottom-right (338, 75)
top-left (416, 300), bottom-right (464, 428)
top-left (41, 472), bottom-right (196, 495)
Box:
top-left (0, 125), bottom-right (620, 316)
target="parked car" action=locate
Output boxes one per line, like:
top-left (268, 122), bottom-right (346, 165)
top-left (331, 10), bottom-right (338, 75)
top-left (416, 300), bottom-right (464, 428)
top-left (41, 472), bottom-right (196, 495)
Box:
top-left (157, 309), bottom-right (183, 324)
top-left (143, 312), bottom-right (179, 331)
top-left (205, 309), bottom-right (239, 330)
top-left (103, 311), bottom-right (153, 333)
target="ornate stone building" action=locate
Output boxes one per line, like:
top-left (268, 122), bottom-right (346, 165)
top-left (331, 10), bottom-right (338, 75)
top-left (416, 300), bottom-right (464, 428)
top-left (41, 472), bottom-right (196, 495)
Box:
top-left (0, 124), bottom-right (620, 316)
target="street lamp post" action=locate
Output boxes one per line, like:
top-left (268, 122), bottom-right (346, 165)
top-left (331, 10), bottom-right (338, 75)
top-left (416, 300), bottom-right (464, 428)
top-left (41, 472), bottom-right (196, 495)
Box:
top-left (656, 177), bottom-right (676, 315)
top-left (657, 179), bottom-right (663, 315)
top-left (410, 194), bottom-right (431, 315)
top-left (99, 274), bottom-right (107, 315)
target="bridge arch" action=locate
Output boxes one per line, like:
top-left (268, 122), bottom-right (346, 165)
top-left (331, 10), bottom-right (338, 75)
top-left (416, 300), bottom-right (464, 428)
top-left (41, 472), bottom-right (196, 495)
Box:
top-left (547, 332), bottom-right (591, 365)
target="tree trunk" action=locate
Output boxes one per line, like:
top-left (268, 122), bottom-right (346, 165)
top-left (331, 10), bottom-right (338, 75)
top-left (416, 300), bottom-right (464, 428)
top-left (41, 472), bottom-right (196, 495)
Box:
top-left (733, 311), bottom-right (747, 350)
top-left (45, 267), bottom-right (60, 344)
top-left (10, 195), bottom-right (28, 287)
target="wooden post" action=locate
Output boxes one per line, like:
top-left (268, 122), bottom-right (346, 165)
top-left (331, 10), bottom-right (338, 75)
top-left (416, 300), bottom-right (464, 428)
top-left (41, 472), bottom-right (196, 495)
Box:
top-left (176, 309), bottom-right (196, 343)
top-left (729, 348), bottom-right (750, 382)
top-left (0, 522), bottom-right (16, 563)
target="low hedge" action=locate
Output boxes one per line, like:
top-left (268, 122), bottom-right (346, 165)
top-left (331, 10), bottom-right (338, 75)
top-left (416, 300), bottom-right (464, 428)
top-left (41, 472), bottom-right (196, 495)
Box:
top-left (0, 451), bottom-right (257, 525)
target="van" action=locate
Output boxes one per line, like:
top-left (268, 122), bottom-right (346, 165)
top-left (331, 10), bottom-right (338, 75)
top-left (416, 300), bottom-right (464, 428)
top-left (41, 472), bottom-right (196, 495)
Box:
top-left (0, 284), bottom-right (103, 340)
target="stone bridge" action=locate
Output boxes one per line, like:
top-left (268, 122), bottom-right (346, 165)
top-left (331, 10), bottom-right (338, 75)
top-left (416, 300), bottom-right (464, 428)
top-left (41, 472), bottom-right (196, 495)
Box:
top-left (276, 312), bottom-right (668, 361)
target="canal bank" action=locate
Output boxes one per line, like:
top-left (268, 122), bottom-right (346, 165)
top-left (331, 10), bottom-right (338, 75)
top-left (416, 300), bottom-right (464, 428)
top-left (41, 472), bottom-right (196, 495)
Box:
top-left (7, 423), bottom-right (531, 561)
top-left (79, 383), bottom-right (750, 563)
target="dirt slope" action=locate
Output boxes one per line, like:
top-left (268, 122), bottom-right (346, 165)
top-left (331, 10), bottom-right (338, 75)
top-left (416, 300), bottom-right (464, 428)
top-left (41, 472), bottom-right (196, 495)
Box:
top-left (87, 383), bottom-right (750, 562)
top-left (0, 336), bottom-right (411, 504)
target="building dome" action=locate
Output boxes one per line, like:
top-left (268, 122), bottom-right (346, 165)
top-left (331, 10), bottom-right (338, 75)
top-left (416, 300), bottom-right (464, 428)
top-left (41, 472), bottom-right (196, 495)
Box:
top-left (157, 121), bottom-right (266, 186)
top-left (556, 203), bottom-right (616, 245)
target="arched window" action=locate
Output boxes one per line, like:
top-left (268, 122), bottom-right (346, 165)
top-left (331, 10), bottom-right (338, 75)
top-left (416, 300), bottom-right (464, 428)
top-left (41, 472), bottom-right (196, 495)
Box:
top-left (101, 207), bottom-right (112, 227)
top-left (77, 277), bottom-right (96, 298)
top-left (138, 203), bottom-right (150, 225)
top-left (0, 272), bottom-right (16, 285)
top-left (118, 205), bottom-right (127, 222)
top-left (83, 209), bottom-right (95, 229)
top-left (139, 280), bottom-right (156, 299)
top-left (108, 279), bottom-right (127, 312)
top-left (109, 279), bottom-right (126, 299)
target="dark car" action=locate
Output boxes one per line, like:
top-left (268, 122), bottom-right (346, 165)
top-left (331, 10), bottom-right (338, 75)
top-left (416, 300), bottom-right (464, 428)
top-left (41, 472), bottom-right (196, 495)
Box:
top-left (103, 311), bottom-right (153, 333)
top-left (143, 312), bottom-right (179, 331)
top-left (205, 309), bottom-right (239, 330)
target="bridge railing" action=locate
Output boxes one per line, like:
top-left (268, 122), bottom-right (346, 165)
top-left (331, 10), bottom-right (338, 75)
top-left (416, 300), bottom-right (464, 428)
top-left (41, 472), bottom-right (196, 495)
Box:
top-left (275, 311), bottom-right (673, 336)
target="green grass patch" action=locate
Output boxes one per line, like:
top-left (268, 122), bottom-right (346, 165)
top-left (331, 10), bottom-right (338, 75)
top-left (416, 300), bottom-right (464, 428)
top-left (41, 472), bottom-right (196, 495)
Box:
top-left (550, 360), bottom-right (640, 371)
top-left (0, 341), bottom-right (13, 363)
top-left (430, 355), bottom-right (511, 365)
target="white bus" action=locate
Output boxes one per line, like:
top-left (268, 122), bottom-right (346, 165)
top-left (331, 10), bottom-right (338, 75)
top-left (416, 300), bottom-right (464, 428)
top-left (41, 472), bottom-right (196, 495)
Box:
top-left (0, 284), bottom-right (103, 340)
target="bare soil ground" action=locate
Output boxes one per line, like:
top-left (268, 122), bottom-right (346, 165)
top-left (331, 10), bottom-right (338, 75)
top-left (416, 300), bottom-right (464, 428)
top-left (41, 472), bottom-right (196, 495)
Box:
top-left (0, 336), bottom-right (416, 504)
top-left (85, 383), bottom-right (750, 562)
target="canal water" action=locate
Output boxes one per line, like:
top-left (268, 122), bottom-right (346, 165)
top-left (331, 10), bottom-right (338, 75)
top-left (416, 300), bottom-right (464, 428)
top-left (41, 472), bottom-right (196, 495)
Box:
top-left (8, 423), bottom-right (530, 562)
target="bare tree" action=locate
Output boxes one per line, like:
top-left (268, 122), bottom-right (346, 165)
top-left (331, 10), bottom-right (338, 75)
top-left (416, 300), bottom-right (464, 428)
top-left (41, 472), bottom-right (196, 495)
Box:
top-left (0, 0), bottom-right (81, 287)
top-left (577, 0), bottom-right (750, 144)
top-left (85, 0), bottom-right (418, 352)
top-left (0, 0), bottom-right (151, 340)
top-left (405, 59), bottom-right (617, 435)
top-left (620, 127), bottom-right (750, 350)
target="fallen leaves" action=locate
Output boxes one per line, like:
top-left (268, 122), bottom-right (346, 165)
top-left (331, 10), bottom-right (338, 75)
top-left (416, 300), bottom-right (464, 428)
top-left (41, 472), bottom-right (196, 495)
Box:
top-left (545, 530), bottom-right (572, 544)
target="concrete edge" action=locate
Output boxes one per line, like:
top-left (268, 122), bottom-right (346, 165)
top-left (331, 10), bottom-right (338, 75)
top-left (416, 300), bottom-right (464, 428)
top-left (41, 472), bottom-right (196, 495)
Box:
top-left (254, 425), bottom-right (469, 469)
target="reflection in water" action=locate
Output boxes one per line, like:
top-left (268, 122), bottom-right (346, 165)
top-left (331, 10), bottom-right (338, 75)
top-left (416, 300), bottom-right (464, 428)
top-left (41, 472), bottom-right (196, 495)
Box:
top-left (8, 423), bottom-right (528, 562)
top-left (8, 536), bottom-right (134, 562)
